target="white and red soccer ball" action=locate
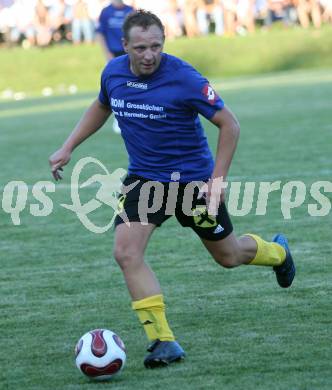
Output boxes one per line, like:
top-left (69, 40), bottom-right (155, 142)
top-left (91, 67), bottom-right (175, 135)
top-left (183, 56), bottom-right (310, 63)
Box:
top-left (75, 329), bottom-right (126, 380)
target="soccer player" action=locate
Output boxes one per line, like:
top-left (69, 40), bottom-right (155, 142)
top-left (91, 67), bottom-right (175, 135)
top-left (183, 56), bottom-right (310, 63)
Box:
top-left (49, 10), bottom-right (296, 369)
top-left (96, 0), bottom-right (134, 60)
top-left (96, 0), bottom-right (134, 134)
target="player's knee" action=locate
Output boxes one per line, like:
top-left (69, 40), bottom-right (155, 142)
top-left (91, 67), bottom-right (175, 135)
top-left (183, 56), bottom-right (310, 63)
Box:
top-left (213, 252), bottom-right (239, 269)
top-left (113, 246), bottom-right (142, 271)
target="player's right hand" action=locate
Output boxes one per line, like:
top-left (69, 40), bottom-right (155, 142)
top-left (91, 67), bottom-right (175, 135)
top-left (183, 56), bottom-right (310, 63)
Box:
top-left (49, 148), bottom-right (71, 181)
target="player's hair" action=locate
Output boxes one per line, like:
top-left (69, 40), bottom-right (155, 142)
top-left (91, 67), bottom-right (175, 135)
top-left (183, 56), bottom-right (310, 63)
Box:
top-left (122, 9), bottom-right (165, 41)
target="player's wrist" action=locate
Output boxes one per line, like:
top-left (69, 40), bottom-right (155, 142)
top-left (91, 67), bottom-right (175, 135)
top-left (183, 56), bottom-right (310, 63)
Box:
top-left (61, 143), bottom-right (74, 154)
top-left (210, 174), bottom-right (227, 183)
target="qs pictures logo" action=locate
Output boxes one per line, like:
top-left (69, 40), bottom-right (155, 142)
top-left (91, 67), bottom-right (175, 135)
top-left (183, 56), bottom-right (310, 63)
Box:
top-left (61, 157), bottom-right (129, 233)
top-left (1, 157), bottom-right (331, 233)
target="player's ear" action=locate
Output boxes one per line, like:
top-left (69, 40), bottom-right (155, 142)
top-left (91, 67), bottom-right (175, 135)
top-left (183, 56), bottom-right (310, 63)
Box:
top-left (122, 38), bottom-right (128, 53)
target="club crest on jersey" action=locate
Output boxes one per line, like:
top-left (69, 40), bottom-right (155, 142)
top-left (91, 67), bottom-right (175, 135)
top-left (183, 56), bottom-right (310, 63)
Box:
top-left (202, 83), bottom-right (218, 105)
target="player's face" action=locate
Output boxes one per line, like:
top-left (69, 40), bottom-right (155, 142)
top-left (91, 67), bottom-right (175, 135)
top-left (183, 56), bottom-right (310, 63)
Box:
top-left (123, 25), bottom-right (165, 77)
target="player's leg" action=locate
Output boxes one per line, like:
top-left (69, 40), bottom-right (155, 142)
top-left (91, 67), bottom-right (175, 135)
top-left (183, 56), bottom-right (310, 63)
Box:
top-left (201, 230), bottom-right (285, 269)
top-left (201, 231), bottom-right (295, 288)
top-left (114, 222), bottom-right (177, 342)
top-left (114, 222), bottom-right (159, 299)
top-left (176, 192), bottom-right (295, 287)
top-left (201, 232), bottom-right (285, 267)
top-left (114, 197), bottom-right (185, 367)
top-left (201, 232), bottom-right (256, 267)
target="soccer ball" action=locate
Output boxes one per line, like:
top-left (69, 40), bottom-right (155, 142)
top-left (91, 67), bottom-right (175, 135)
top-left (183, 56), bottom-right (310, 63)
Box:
top-left (75, 329), bottom-right (126, 380)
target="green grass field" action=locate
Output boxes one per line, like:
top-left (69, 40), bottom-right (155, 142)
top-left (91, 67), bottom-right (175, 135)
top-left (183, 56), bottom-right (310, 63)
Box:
top-left (1, 25), bottom-right (332, 95)
top-left (1, 67), bottom-right (332, 389)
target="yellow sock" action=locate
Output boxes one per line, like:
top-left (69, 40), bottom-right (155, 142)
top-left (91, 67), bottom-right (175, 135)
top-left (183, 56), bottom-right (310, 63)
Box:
top-left (245, 234), bottom-right (286, 266)
top-left (132, 294), bottom-right (175, 342)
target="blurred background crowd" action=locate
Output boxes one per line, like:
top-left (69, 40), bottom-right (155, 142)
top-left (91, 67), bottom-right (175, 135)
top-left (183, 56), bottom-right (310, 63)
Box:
top-left (0, 0), bottom-right (331, 48)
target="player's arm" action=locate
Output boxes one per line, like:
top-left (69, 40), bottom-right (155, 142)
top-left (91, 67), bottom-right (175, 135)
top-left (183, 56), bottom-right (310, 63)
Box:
top-left (49, 98), bottom-right (112, 180)
top-left (96, 33), bottom-right (114, 61)
top-left (210, 105), bottom-right (240, 180)
top-left (206, 105), bottom-right (240, 206)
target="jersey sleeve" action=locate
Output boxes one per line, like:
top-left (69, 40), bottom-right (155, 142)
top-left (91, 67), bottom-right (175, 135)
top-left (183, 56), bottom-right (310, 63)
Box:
top-left (181, 65), bottom-right (224, 119)
top-left (98, 67), bottom-right (110, 107)
top-left (95, 9), bottom-right (106, 35)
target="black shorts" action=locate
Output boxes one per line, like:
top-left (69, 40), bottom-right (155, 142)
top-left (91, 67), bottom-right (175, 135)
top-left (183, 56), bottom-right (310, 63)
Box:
top-left (114, 175), bottom-right (233, 241)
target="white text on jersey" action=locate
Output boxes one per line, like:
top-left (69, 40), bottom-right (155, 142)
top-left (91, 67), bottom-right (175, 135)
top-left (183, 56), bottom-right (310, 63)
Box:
top-left (127, 81), bottom-right (148, 90)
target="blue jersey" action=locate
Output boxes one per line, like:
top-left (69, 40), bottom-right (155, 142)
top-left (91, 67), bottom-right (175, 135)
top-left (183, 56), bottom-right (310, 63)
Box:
top-left (96, 4), bottom-right (134, 53)
top-left (98, 53), bottom-right (224, 182)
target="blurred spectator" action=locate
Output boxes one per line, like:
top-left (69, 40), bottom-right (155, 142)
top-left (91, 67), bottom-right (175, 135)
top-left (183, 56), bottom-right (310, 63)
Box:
top-left (0, 0), bottom-right (13, 5)
top-left (136, 0), bottom-right (182, 38)
top-left (196, 0), bottom-right (209, 35)
top-left (195, 0), bottom-right (223, 35)
top-left (255, 0), bottom-right (269, 24)
top-left (265, 0), bottom-right (298, 26)
top-left (237, 0), bottom-right (256, 33)
top-left (283, 0), bottom-right (298, 26)
top-left (133, 0), bottom-right (165, 18)
top-left (1, 0), bottom-right (332, 49)
top-left (10, 0), bottom-right (36, 47)
top-left (321, 0), bottom-right (332, 23)
top-left (183, 0), bottom-right (199, 37)
top-left (96, 0), bottom-right (134, 60)
top-left (0, 0), bottom-right (15, 45)
top-left (163, 0), bottom-right (182, 39)
top-left (86, 0), bottom-right (104, 32)
top-left (35, 0), bottom-right (52, 46)
top-left (72, 0), bottom-right (93, 44)
top-left (211, 0), bottom-right (225, 35)
top-left (223, 0), bottom-right (237, 35)
top-left (295, 0), bottom-right (322, 28)
top-left (265, 0), bottom-right (286, 25)
top-left (48, 0), bottom-right (71, 43)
